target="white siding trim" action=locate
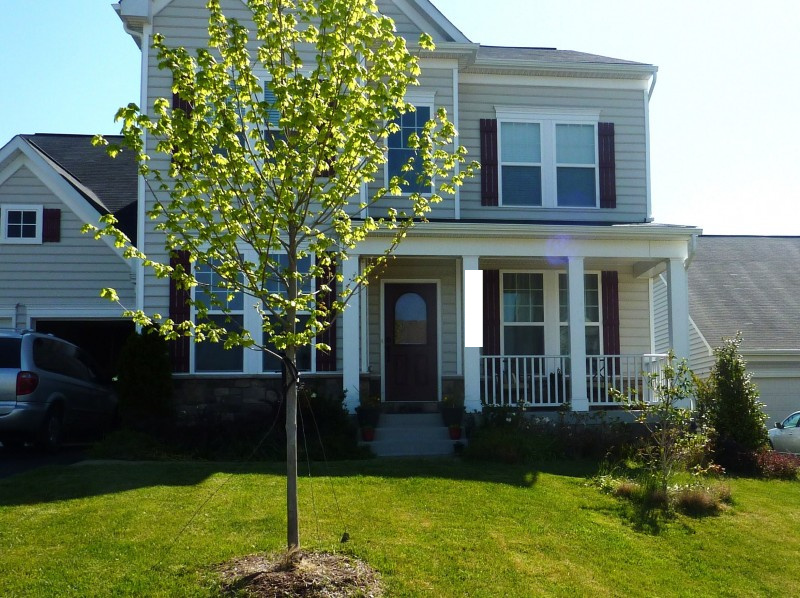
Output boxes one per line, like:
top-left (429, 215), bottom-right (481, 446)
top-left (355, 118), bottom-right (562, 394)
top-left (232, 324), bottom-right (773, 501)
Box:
top-left (644, 88), bottom-right (653, 220)
top-left (392, 0), bottom-right (471, 43)
top-left (453, 66), bottom-right (460, 220)
top-left (26, 307), bottom-right (129, 319)
top-left (691, 316), bottom-right (714, 358)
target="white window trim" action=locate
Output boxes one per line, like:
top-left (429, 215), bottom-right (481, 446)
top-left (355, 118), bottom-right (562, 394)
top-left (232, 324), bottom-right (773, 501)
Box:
top-left (495, 107), bottom-right (601, 209)
top-left (385, 90), bottom-right (436, 197)
top-left (499, 270), bottom-right (604, 356)
top-left (1, 204), bottom-right (43, 244)
top-left (499, 271), bottom-right (547, 356)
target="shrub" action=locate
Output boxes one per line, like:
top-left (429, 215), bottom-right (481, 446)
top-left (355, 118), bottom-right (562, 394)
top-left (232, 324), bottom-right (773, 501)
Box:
top-left (754, 449), bottom-right (800, 480)
top-left (464, 409), bottom-right (562, 463)
top-left (672, 484), bottom-right (731, 516)
top-left (115, 328), bottom-right (174, 424)
top-left (696, 334), bottom-right (769, 469)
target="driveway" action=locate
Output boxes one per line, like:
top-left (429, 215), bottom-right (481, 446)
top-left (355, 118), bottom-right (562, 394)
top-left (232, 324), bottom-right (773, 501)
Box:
top-left (0, 443), bottom-right (87, 479)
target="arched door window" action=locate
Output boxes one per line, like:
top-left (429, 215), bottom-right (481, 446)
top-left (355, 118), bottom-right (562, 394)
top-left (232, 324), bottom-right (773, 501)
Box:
top-left (394, 292), bottom-right (427, 345)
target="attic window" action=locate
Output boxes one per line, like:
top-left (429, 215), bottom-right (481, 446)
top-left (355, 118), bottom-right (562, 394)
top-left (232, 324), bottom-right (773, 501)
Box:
top-left (1, 204), bottom-right (43, 244)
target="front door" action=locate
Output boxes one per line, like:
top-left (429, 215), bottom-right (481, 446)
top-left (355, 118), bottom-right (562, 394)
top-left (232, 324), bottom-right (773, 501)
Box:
top-left (384, 283), bottom-right (438, 402)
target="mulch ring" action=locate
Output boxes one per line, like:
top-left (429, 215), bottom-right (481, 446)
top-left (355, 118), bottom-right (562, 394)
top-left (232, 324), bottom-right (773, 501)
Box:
top-left (217, 549), bottom-right (384, 597)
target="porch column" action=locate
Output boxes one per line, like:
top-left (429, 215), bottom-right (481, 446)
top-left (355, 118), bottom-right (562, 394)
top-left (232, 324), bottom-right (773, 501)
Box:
top-left (462, 255), bottom-right (482, 412)
top-left (567, 257), bottom-right (589, 412)
top-left (342, 255), bottom-right (361, 412)
top-left (666, 258), bottom-right (690, 361)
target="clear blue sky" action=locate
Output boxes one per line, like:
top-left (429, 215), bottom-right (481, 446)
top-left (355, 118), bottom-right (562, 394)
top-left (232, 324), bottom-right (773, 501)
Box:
top-left (2, 0), bottom-right (798, 235)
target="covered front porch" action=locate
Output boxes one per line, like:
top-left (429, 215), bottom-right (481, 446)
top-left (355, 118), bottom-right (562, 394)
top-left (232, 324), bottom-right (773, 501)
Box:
top-left (339, 222), bottom-right (698, 413)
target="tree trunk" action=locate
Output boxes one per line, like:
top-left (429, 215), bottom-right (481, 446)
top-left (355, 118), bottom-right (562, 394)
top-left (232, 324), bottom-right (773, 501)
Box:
top-left (286, 343), bottom-right (299, 549)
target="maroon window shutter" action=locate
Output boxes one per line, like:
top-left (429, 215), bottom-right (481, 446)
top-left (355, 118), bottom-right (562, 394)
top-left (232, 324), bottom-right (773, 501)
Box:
top-left (480, 119), bottom-right (499, 206)
top-left (598, 122), bottom-right (616, 208)
top-left (601, 271), bottom-right (620, 356)
top-left (169, 250), bottom-right (191, 373)
top-left (42, 209), bottom-right (61, 242)
top-left (171, 91), bottom-right (193, 116)
top-left (482, 270), bottom-right (500, 355)
top-left (315, 260), bottom-right (337, 372)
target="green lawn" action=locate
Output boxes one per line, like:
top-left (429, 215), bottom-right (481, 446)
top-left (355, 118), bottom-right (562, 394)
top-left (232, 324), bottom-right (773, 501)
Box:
top-left (0, 458), bottom-right (797, 596)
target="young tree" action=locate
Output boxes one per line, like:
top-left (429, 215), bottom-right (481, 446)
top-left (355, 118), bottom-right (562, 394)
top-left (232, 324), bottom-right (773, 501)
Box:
top-left (617, 352), bottom-right (709, 494)
top-left (696, 333), bottom-right (768, 466)
top-left (89, 0), bottom-right (477, 549)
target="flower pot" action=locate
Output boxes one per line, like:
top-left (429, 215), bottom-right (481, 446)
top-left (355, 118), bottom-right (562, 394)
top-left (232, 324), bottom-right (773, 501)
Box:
top-left (361, 427), bottom-right (376, 442)
top-left (448, 426), bottom-right (462, 440)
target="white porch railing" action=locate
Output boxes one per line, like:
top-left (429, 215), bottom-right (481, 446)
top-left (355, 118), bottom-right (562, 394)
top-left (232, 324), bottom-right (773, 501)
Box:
top-left (481, 355), bottom-right (570, 406)
top-left (586, 354), bottom-right (669, 405)
top-left (480, 354), bottom-right (669, 407)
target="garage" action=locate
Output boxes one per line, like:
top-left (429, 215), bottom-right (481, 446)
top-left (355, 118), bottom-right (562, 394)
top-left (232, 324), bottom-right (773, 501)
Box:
top-left (34, 319), bottom-right (135, 380)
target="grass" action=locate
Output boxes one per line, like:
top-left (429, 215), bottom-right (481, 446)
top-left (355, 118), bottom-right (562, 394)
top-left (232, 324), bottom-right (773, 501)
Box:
top-left (0, 457), bottom-right (798, 596)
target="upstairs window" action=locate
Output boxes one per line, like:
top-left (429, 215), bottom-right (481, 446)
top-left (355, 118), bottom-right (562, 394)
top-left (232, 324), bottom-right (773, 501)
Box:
top-left (1, 205), bottom-right (42, 243)
top-left (387, 93), bottom-right (434, 194)
top-left (493, 108), bottom-right (602, 208)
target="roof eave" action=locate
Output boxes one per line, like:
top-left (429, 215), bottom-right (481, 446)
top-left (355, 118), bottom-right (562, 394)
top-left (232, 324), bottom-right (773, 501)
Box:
top-left (470, 58), bottom-right (658, 80)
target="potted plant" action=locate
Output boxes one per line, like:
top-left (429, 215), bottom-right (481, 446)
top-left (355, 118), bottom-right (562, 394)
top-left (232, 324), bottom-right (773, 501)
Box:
top-left (448, 423), bottom-right (462, 440)
top-left (360, 425), bottom-right (376, 442)
top-left (356, 395), bottom-right (381, 428)
top-left (441, 393), bottom-right (465, 427)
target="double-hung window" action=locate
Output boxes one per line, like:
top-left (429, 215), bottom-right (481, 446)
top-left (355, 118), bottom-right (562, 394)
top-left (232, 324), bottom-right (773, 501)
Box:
top-left (387, 92), bottom-right (434, 194)
top-left (263, 254), bottom-right (314, 372)
top-left (497, 108), bottom-right (600, 208)
top-left (501, 273), bottom-right (545, 355)
top-left (1, 204), bottom-right (42, 244)
top-left (194, 260), bottom-right (244, 372)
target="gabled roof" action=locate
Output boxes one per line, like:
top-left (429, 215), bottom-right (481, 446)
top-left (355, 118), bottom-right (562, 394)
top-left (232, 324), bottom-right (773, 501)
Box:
top-left (15, 134), bottom-right (138, 241)
top-left (689, 236), bottom-right (800, 352)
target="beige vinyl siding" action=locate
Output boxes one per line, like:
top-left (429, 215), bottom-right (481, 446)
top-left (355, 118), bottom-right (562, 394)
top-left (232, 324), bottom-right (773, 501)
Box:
top-left (458, 82), bottom-right (648, 223)
top-left (652, 275), bottom-right (670, 353)
top-left (617, 270), bottom-right (651, 354)
top-left (0, 166), bottom-right (135, 310)
top-left (367, 258), bottom-right (457, 376)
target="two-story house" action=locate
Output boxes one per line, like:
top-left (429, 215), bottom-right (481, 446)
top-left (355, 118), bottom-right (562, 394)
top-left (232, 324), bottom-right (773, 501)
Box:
top-left (114, 0), bottom-right (699, 416)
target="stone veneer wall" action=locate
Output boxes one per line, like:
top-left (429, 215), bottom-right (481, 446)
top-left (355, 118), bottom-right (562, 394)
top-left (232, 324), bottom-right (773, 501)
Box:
top-left (172, 374), bottom-right (344, 424)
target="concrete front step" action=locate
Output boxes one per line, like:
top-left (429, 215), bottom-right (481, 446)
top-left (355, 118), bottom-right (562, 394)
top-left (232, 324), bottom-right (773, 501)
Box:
top-left (363, 413), bottom-right (465, 457)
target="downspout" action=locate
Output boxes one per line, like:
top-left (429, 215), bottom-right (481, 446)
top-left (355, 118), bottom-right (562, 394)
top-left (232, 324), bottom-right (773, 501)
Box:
top-left (647, 70), bottom-right (658, 101)
top-left (135, 24), bottom-right (152, 321)
top-left (685, 233), bottom-right (698, 268)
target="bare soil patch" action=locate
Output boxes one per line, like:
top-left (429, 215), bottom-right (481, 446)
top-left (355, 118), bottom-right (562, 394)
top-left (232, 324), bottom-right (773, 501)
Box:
top-left (217, 550), bottom-right (383, 597)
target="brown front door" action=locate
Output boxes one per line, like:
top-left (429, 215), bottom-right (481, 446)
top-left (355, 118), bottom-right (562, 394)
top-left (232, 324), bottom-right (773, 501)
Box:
top-left (384, 283), bottom-right (438, 402)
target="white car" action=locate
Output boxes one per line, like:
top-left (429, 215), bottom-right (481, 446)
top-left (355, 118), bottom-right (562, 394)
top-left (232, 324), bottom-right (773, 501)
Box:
top-left (768, 411), bottom-right (800, 454)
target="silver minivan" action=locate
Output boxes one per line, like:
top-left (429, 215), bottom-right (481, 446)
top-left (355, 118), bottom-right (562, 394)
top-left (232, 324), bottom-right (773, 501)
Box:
top-left (0, 330), bottom-right (118, 450)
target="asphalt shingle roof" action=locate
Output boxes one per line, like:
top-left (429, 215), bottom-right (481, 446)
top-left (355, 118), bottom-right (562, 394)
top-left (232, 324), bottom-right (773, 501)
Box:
top-left (476, 46), bottom-right (650, 67)
top-left (20, 134), bottom-right (138, 241)
top-left (689, 236), bottom-right (800, 352)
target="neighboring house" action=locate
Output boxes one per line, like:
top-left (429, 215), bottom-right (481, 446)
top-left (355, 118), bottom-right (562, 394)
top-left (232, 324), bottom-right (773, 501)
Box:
top-left (655, 236), bottom-right (800, 423)
top-left (114, 0), bottom-right (699, 414)
top-left (0, 134), bottom-right (137, 374)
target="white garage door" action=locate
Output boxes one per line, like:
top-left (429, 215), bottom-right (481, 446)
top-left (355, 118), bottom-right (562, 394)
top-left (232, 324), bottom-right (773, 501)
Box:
top-left (754, 377), bottom-right (800, 424)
